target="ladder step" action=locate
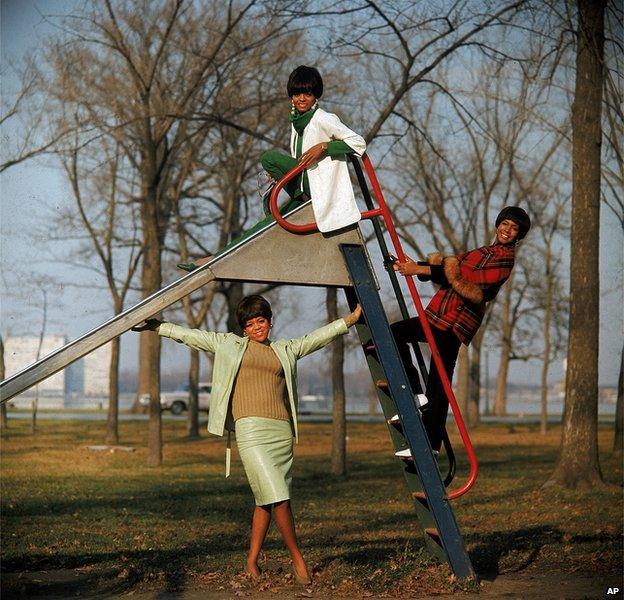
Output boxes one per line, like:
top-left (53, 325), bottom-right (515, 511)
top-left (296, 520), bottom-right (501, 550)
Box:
top-left (387, 413), bottom-right (402, 430)
top-left (425, 528), bottom-right (442, 545)
top-left (395, 448), bottom-right (414, 461)
top-left (412, 491), bottom-right (428, 505)
top-left (363, 341), bottom-right (376, 354)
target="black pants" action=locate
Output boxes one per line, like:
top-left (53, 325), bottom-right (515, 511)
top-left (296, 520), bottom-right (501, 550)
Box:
top-left (390, 318), bottom-right (461, 452)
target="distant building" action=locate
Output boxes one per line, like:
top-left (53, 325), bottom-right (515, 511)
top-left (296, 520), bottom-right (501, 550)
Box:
top-left (4, 335), bottom-right (68, 408)
top-left (83, 344), bottom-right (111, 396)
top-left (4, 336), bottom-right (110, 407)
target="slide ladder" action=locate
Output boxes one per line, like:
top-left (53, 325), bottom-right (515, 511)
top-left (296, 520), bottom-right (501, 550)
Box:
top-left (341, 244), bottom-right (474, 579)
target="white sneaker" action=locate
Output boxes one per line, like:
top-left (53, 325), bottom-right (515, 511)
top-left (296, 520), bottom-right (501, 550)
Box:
top-left (395, 448), bottom-right (413, 459)
top-left (395, 448), bottom-right (439, 461)
top-left (416, 394), bottom-right (429, 408)
top-left (388, 414), bottom-right (401, 425)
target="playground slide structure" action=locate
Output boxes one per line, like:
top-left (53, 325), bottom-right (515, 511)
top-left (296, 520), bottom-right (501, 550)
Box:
top-left (0, 155), bottom-right (477, 581)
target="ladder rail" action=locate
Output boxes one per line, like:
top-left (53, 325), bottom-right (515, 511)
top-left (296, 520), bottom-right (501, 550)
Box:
top-left (268, 155), bottom-right (478, 500)
top-left (341, 247), bottom-right (474, 580)
top-left (348, 155), bottom-right (456, 487)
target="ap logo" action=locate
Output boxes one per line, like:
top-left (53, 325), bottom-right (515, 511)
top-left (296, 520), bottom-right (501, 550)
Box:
top-left (606, 588), bottom-right (620, 596)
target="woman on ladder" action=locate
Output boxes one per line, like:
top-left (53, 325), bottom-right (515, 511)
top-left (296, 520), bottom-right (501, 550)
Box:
top-left (391, 206), bottom-right (531, 453)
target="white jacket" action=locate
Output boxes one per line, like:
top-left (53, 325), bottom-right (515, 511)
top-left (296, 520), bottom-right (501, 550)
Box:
top-left (290, 108), bottom-right (366, 232)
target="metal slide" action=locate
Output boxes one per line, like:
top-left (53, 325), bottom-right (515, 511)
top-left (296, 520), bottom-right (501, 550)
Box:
top-left (0, 204), bottom-right (363, 402)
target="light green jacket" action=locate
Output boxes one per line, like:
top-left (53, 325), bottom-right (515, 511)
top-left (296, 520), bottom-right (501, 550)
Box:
top-left (158, 318), bottom-right (349, 471)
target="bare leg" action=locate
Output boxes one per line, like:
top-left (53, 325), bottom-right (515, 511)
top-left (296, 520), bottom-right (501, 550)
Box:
top-left (247, 505), bottom-right (271, 578)
top-left (273, 500), bottom-right (310, 584)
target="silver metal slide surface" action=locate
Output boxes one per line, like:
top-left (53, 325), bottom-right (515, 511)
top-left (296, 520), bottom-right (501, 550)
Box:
top-left (1, 204), bottom-right (364, 402)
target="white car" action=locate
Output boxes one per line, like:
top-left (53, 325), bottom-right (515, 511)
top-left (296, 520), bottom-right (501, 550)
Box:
top-left (139, 382), bottom-right (212, 415)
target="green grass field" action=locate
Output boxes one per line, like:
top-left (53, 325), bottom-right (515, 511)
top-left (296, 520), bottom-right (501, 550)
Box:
top-left (1, 419), bottom-right (622, 598)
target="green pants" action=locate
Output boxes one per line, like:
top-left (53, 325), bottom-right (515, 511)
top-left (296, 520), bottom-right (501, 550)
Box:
top-left (261, 149), bottom-right (310, 199)
top-left (212, 151), bottom-right (307, 256)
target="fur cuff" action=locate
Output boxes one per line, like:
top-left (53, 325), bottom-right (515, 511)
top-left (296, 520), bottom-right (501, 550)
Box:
top-left (427, 252), bottom-right (444, 266)
top-left (443, 257), bottom-right (484, 304)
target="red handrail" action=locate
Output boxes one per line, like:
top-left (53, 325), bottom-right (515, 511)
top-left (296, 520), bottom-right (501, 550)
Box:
top-left (267, 163), bottom-right (383, 233)
top-left (269, 154), bottom-right (478, 500)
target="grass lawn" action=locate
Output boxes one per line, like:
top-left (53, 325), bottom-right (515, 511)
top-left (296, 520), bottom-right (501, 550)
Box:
top-left (1, 418), bottom-right (622, 598)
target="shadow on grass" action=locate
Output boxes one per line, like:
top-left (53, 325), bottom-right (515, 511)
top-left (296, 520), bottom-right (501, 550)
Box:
top-left (468, 525), bottom-right (562, 579)
top-left (1, 541), bottom-right (211, 598)
top-left (2, 479), bottom-right (253, 519)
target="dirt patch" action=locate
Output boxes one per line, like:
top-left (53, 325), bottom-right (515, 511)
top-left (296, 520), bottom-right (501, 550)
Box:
top-left (2, 566), bottom-right (621, 600)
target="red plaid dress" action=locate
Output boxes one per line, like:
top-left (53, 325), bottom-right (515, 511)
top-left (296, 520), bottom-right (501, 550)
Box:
top-left (425, 243), bottom-right (515, 345)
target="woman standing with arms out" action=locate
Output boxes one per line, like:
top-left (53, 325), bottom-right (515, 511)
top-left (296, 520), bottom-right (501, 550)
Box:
top-left (178, 66), bottom-right (366, 271)
top-left (391, 207), bottom-right (531, 454)
top-left (133, 296), bottom-right (361, 584)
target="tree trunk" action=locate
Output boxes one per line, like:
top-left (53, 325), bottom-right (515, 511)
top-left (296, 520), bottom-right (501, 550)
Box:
top-left (456, 344), bottom-right (469, 419)
top-left (467, 330), bottom-right (484, 426)
top-left (0, 335), bottom-right (7, 432)
top-left (31, 288), bottom-right (47, 435)
top-left (494, 350), bottom-right (509, 418)
top-left (0, 400), bottom-right (7, 432)
top-left (140, 173), bottom-right (163, 468)
top-left (187, 348), bottom-right (200, 439)
top-left (368, 381), bottom-right (377, 416)
top-left (613, 344), bottom-right (623, 458)
top-left (494, 283), bottom-right (513, 416)
top-left (540, 254), bottom-right (554, 435)
top-left (327, 289), bottom-right (346, 476)
top-left (226, 282), bottom-right (245, 336)
top-left (31, 395), bottom-right (38, 434)
top-left (105, 338), bottom-right (120, 445)
top-left (545, 0), bottom-right (606, 489)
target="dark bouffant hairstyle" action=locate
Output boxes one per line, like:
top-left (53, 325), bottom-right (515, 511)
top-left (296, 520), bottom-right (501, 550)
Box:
top-left (495, 206), bottom-right (531, 240)
top-left (287, 65), bottom-right (323, 99)
top-left (236, 295), bottom-right (273, 328)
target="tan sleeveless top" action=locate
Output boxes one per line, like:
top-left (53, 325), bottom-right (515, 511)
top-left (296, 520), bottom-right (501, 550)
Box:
top-left (231, 340), bottom-right (290, 422)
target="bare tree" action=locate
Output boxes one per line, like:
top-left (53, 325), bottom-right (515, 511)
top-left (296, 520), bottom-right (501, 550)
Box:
top-left (601, 3), bottom-right (623, 456)
top-left (54, 132), bottom-right (142, 445)
top-left (546, 0), bottom-right (607, 489)
top-left (31, 284), bottom-right (48, 434)
top-left (0, 335), bottom-right (7, 432)
top-left (326, 288), bottom-right (347, 476)
top-left (615, 345), bottom-right (623, 458)
top-left (286, 1), bottom-right (534, 144)
top-left (529, 197), bottom-right (569, 434)
top-left (0, 61), bottom-right (69, 173)
top-left (386, 52), bottom-right (557, 425)
top-left (601, 2), bottom-right (624, 230)
top-left (37, 0), bottom-right (296, 465)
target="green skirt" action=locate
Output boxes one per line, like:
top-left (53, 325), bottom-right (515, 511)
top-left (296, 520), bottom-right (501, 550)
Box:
top-left (235, 417), bottom-right (294, 506)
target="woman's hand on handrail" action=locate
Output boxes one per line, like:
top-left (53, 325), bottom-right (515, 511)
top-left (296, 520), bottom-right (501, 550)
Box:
top-left (298, 142), bottom-right (328, 168)
top-left (343, 304), bottom-right (362, 328)
top-left (393, 256), bottom-right (431, 277)
top-left (132, 318), bottom-right (162, 332)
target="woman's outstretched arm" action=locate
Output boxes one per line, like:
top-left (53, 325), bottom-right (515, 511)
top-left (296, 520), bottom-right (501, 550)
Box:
top-left (132, 319), bottom-right (226, 354)
top-left (288, 304), bottom-right (362, 359)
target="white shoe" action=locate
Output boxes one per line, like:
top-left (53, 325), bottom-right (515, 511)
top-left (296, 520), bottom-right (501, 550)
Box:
top-left (388, 414), bottom-right (401, 425)
top-left (416, 394), bottom-right (429, 408)
top-left (395, 448), bottom-right (413, 459)
top-left (395, 448), bottom-right (439, 461)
